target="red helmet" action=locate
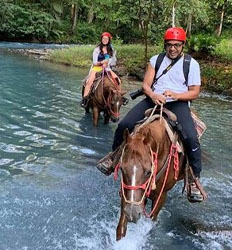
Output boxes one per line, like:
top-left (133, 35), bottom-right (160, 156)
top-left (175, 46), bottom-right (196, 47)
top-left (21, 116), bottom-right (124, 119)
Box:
top-left (164, 27), bottom-right (186, 42)
top-left (101, 32), bottom-right (112, 39)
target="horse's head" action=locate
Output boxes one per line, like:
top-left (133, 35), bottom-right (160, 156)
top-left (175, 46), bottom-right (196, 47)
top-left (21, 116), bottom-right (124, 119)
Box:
top-left (118, 126), bottom-right (158, 223)
top-left (115, 118), bottom-right (185, 241)
top-left (107, 88), bottom-right (126, 123)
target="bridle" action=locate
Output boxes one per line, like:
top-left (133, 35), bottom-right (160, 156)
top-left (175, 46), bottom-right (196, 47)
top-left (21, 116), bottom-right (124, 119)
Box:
top-left (114, 147), bottom-right (158, 206)
top-left (114, 112), bottom-right (180, 218)
top-left (100, 70), bottom-right (121, 118)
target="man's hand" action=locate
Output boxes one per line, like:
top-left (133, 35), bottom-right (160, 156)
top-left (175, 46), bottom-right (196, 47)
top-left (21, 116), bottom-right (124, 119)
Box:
top-left (163, 90), bottom-right (178, 100)
top-left (151, 93), bottom-right (166, 105)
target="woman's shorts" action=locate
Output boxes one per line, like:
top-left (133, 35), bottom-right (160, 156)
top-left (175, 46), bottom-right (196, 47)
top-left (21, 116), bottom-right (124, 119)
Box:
top-left (92, 66), bottom-right (103, 72)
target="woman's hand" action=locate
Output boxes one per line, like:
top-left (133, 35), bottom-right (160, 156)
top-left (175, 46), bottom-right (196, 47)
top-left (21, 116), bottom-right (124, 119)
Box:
top-left (151, 93), bottom-right (166, 105)
top-left (101, 60), bottom-right (109, 68)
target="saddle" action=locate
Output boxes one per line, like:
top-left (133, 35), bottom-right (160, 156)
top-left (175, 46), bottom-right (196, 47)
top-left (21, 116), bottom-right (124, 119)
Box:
top-left (83, 72), bottom-right (123, 101)
top-left (140, 107), bottom-right (206, 139)
top-left (140, 107), bottom-right (208, 202)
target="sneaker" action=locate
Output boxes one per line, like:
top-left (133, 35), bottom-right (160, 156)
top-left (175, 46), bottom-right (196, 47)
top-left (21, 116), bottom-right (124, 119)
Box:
top-left (80, 97), bottom-right (88, 108)
top-left (96, 152), bottom-right (114, 176)
top-left (188, 179), bottom-right (204, 203)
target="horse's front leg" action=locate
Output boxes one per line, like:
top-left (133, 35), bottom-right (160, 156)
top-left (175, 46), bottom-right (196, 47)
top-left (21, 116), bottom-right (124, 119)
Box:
top-left (104, 111), bottom-right (110, 124)
top-left (116, 198), bottom-right (128, 241)
top-left (151, 192), bottom-right (167, 221)
top-left (93, 106), bottom-right (99, 126)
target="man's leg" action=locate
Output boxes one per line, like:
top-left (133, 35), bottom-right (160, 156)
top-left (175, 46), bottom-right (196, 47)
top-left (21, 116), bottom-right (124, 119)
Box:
top-left (166, 101), bottom-right (202, 177)
top-left (166, 101), bottom-right (204, 202)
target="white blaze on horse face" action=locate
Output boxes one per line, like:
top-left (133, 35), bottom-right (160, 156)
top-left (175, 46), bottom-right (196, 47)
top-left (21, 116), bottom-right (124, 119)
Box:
top-left (130, 165), bottom-right (137, 202)
top-left (116, 101), bottom-right (120, 110)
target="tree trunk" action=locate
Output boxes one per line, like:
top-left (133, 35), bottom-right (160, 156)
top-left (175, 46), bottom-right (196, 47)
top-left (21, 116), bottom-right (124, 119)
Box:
top-left (144, 0), bottom-right (153, 66)
top-left (217, 1), bottom-right (225, 37)
top-left (71, 4), bottom-right (78, 34)
top-left (88, 3), bottom-right (94, 23)
top-left (186, 13), bottom-right (192, 37)
top-left (172, 1), bottom-right (176, 27)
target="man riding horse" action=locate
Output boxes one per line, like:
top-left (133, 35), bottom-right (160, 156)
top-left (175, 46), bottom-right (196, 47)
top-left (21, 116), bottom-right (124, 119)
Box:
top-left (97, 27), bottom-right (206, 202)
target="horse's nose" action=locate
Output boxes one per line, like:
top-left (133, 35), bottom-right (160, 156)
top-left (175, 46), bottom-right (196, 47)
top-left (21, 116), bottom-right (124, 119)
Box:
top-left (124, 204), bottom-right (143, 223)
top-left (111, 117), bottom-right (119, 123)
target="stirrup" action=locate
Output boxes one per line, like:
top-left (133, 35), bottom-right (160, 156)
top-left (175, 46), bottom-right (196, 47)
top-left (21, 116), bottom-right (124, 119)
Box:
top-left (187, 179), bottom-right (204, 203)
top-left (80, 97), bottom-right (88, 108)
top-left (122, 97), bottom-right (129, 106)
top-left (96, 152), bottom-right (114, 176)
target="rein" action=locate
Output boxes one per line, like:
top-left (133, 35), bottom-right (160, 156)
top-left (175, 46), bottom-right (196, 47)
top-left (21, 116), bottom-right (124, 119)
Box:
top-left (114, 148), bottom-right (158, 206)
top-left (100, 70), bottom-right (121, 118)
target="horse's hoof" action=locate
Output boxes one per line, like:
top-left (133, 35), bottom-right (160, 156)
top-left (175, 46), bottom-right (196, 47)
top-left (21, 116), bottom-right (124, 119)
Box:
top-left (116, 231), bottom-right (125, 241)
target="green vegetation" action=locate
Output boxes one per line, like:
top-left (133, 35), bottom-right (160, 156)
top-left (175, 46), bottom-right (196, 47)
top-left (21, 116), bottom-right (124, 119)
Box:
top-left (49, 35), bottom-right (232, 95)
top-left (1, 0), bottom-right (232, 95)
top-left (49, 46), bottom-right (93, 67)
top-left (214, 38), bottom-right (232, 61)
top-left (1, 0), bottom-right (232, 45)
top-left (48, 44), bottom-right (161, 70)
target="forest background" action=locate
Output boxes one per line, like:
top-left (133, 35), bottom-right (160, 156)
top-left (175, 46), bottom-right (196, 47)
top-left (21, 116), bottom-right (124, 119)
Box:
top-left (0, 0), bottom-right (232, 95)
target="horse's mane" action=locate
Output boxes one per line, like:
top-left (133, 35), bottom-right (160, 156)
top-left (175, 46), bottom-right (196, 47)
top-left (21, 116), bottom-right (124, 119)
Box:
top-left (123, 119), bottom-right (168, 164)
top-left (103, 74), bottom-right (118, 90)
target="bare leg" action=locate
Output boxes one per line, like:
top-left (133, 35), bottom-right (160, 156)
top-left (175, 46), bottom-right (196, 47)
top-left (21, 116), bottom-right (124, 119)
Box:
top-left (83, 71), bottom-right (97, 97)
top-left (116, 198), bottom-right (128, 241)
top-left (110, 70), bottom-right (121, 86)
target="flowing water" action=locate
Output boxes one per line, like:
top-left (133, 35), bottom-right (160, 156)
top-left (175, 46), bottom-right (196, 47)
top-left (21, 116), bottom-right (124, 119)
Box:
top-left (0, 47), bottom-right (232, 250)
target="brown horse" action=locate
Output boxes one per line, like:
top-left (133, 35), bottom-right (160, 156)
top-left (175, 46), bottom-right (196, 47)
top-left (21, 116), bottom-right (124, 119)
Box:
top-left (114, 115), bottom-right (187, 241)
top-left (84, 72), bottom-right (126, 126)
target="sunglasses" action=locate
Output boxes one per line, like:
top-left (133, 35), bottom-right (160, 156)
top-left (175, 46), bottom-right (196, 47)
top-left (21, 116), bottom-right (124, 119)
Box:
top-left (165, 42), bottom-right (183, 49)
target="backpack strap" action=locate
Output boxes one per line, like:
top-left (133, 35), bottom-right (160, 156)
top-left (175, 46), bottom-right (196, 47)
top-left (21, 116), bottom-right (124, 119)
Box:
top-left (154, 52), bottom-right (192, 86)
top-left (183, 53), bottom-right (192, 86)
top-left (155, 52), bottom-right (166, 77)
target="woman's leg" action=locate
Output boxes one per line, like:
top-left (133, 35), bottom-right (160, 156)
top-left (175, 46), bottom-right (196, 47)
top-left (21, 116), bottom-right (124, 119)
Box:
top-left (83, 70), bottom-right (97, 97)
top-left (109, 70), bottom-right (121, 85)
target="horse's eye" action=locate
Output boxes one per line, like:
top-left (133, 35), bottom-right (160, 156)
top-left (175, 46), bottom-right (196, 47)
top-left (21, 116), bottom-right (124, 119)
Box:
top-left (145, 171), bottom-right (152, 177)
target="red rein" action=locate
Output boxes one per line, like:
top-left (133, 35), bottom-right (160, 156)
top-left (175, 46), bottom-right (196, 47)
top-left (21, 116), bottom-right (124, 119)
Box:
top-left (114, 143), bottom-right (179, 218)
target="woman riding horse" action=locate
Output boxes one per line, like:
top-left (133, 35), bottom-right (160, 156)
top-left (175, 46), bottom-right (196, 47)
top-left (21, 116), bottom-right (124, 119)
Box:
top-left (80, 32), bottom-right (128, 108)
top-left (85, 72), bottom-right (126, 126)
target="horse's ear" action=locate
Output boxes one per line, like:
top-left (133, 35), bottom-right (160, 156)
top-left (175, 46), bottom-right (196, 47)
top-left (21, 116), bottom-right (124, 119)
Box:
top-left (123, 128), bottom-right (132, 143)
top-left (143, 129), bottom-right (152, 146)
top-left (120, 90), bottom-right (127, 96)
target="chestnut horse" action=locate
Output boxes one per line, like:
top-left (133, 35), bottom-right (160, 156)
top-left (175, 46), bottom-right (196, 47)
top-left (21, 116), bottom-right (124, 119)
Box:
top-left (114, 114), bottom-right (187, 240)
top-left (84, 72), bottom-right (126, 126)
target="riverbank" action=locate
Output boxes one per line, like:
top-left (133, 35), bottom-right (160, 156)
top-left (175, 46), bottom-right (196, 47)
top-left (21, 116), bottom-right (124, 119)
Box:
top-left (6, 45), bottom-right (232, 97)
